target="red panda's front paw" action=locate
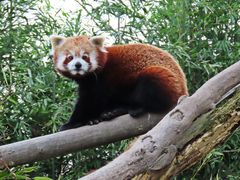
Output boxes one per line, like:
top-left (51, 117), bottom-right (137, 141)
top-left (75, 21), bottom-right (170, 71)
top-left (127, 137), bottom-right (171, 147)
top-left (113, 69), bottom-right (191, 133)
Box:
top-left (128, 108), bottom-right (145, 118)
top-left (88, 119), bottom-right (102, 125)
top-left (100, 108), bottom-right (128, 121)
top-left (100, 111), bottom-right (115, 120)
top-left (59, 122), bottom-right (84, 131)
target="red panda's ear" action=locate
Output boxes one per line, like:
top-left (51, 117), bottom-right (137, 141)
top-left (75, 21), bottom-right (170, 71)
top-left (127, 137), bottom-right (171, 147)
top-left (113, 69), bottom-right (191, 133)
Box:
top-left (90, 36), bottom-right (105, 46)
top-left (50, 35), bottom-right (65, 49)
top-left (90, 36), bottom-right (107, 52)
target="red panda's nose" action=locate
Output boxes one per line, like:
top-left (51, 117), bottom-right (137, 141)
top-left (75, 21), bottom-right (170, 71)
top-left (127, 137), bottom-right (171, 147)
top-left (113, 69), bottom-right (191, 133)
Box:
top-left (75, 63), bottom-right (82, 69)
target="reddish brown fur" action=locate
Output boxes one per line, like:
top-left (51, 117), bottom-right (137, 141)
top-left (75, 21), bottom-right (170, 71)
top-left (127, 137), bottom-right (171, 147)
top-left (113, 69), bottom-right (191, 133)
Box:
top-left (103, 44), bottom-right (188, 100)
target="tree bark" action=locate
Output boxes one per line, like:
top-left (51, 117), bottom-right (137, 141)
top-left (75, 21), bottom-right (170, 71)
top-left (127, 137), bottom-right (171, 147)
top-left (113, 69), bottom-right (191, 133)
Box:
top-left (134, 88), bottom-right (240, 180)
top-left (80, 61), bottom-right (240, 180)
top-left (0, 112), bottom-right (165, 169)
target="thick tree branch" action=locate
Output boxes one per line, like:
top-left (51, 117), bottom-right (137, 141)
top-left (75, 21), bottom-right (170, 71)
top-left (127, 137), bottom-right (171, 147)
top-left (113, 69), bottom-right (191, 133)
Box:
top-left (81, 61), bottom-right (240, 180)
top-left (134, 88), bottom-right (240, 179)
top-left (0, 112), bottom-right (165, 168)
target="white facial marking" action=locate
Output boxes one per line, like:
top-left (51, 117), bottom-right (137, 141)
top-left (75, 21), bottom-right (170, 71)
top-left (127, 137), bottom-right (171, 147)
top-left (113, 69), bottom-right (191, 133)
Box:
top-left (69, 50), bottom-right (75, 57)
top-left (80, 50), bottom-right (84, 56)
top-left (56, 53), bottom-right (66, 71)
top-left (56, 49), bottom-right (101, 76)
top-left (89, 51), bottom-right (98, 71)
top-left (66, 50), bottom-right (90, 75)
top-left (99, 47), bottom-right (108, 53)
top-left (67, 58), bottom-right (89, 75)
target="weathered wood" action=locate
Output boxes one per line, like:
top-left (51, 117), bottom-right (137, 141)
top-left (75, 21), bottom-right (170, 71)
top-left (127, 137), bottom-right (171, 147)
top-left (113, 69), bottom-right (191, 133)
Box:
top-left (80, 61), bottom-right (240, 180)
top-left (134, 88), bottom-right (240, 179)
top-left (0, 113), bottom-right (165, 168)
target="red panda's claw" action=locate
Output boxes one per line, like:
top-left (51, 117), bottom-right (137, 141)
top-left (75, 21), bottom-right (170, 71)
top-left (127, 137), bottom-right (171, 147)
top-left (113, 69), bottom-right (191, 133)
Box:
top-left (93, 119), bottom-right (101, 124)
top-left (59, 122), bottom-right (83, 131)
top-left (100, 112), bottom-right (113, 120)
top-left (88, 120), bottom-right (94, 125)
top-left (88, 119), bottom-right (101, 125)
top-left (128, 108), bottom-right (145, 118)
top-left (100, 108), bottom-right (128, 121)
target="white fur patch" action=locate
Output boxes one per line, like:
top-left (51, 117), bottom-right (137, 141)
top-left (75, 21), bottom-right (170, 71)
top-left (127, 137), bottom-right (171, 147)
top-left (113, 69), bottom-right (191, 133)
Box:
top-left (99, 47), bottom-right (108, 53)
top-left (56, 53), bottom-right (66, 71)
top-left (67, 50), bottom-right (90, 75)
top-left (56, 49), bottom-right (100, 76)
top-left (89, 51), bottom-right (98, 71)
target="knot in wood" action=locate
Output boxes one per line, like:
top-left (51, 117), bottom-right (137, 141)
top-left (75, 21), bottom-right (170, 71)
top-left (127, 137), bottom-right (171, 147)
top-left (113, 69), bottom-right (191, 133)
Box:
top-left (170, 109), bottom-right (184, 121)
top-left (149, 144), bottom-right (177, 171)
top-left (135, 148), bottom-right (146, 156)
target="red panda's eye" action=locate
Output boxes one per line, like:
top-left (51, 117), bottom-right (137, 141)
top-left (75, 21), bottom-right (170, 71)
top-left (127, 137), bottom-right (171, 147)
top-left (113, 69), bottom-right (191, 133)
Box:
top-left (64, 55), bottom-right (74, 65)
top-left (82, 54), bottom-right (90, 62)
top-left (67, 55), bottom-right (74, 61)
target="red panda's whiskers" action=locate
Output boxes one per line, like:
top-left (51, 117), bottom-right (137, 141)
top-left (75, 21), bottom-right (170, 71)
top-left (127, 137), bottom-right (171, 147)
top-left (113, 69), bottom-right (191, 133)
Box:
top-left (97, 65), bottom-right (103, 69)
top-left (93, 72), bottom-right (98, 81)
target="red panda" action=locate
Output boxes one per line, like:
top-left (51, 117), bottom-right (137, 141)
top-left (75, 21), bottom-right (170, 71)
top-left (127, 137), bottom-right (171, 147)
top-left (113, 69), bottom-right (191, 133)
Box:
top-left (50, 35), bottom-right (188, 131)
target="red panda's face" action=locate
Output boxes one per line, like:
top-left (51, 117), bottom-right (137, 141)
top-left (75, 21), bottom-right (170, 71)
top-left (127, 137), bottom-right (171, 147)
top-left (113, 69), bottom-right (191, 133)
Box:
top-left (50, 35), bottom-right (107, 79)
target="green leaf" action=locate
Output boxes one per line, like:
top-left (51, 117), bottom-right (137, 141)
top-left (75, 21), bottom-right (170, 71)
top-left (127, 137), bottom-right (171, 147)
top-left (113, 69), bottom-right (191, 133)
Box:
top-left (33, 177), bottom-right (53, 180)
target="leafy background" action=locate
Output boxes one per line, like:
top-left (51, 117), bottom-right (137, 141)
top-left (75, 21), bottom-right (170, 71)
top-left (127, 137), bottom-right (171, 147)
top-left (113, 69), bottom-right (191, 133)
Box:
top-left (0, 0), bottom-right (239, 179)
